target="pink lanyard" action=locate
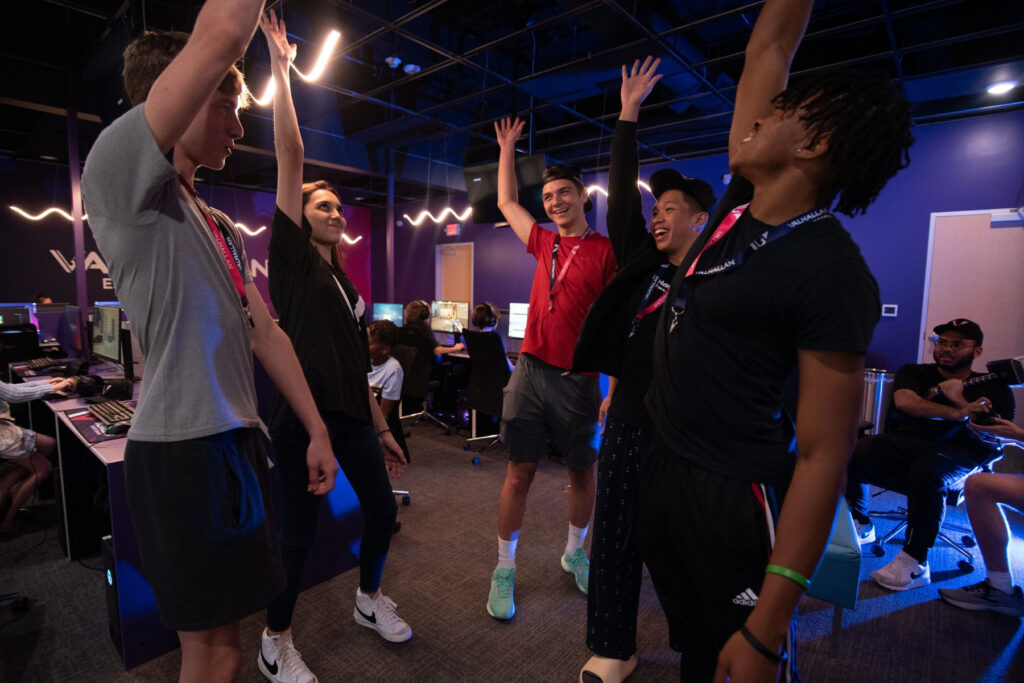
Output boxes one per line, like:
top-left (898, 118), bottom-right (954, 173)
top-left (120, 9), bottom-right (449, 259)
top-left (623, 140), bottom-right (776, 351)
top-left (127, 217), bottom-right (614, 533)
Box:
top-left (684, 203), bottom-right (749, 278)
top-left (178, 176), bottom-right (254, 327)
top-left (548, 227), bottom-right (592, 311)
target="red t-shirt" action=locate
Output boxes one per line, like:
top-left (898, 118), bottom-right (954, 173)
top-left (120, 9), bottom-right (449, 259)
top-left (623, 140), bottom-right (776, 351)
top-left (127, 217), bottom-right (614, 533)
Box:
top-left (522, 223), bottom-right (617, 370)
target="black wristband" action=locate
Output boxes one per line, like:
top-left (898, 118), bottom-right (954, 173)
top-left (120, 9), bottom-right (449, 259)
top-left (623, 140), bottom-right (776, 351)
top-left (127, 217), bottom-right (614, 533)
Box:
top-left (739, 624), bottom-right (786, 664)
top-left (376, 429), bottom-right (391, 437)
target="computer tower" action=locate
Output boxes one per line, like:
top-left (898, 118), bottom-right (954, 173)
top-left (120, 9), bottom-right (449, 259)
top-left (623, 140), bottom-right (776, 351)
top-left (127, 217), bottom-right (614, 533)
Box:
top-left (102, 535), bottom-right (123, 657)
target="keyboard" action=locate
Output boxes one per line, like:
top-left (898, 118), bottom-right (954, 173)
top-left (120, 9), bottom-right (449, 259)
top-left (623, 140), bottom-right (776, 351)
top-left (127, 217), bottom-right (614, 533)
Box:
top-left (86, 399), bottom-right (135, 425)
top-left (26, 357), bottom-right (61, 369)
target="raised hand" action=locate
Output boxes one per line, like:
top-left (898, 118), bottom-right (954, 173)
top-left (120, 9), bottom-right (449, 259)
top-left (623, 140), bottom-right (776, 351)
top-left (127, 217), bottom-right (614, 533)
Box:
top-left (494, 117), bottom-right (525, 150)
top-left (620, 56), bottom-right (662, 122)
top-left (260, 9), bottom-right (296, 68)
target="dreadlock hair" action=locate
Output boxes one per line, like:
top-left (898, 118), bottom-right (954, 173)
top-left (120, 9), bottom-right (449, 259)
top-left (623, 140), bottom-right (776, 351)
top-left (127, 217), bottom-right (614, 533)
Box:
top-left (367, 319), bottom-right (398, 348)
top-left (772, 70), bottom-right (913, 217)
top-left (302, 180), bottom-right (346, 270)
top-left (542, 165), bottom-right (594, 212)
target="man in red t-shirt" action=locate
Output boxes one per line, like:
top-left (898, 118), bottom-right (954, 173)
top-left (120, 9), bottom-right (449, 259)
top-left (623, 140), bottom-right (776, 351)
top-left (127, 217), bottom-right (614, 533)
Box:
top-left (485, 117), bottom-right (617, 621)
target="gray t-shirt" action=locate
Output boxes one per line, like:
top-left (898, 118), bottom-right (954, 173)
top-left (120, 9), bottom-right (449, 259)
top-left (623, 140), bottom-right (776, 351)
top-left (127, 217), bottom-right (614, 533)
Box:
top-left (81, 104), bottom-right (260, 442)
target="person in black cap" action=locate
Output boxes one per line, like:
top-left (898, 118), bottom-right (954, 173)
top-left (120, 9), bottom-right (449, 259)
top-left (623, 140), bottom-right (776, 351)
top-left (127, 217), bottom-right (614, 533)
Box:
top-left (571, 56), bottom-right (714, 683)
top-left (846, 317), bottom-right (1016, 591)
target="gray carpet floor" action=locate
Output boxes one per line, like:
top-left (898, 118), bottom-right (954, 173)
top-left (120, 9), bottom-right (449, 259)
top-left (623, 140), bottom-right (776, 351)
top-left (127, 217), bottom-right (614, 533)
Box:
top-left (2, 427), bottom-right (1023, 682)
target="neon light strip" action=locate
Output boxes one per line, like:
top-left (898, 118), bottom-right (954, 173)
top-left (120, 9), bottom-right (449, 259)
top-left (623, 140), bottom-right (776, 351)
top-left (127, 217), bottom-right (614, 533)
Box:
top-left (402, 207), bottom-right (474, 226)
top-left (246, 30), bottom-right (342, 106)
top-left (232, 222), bottom-right (267, 236)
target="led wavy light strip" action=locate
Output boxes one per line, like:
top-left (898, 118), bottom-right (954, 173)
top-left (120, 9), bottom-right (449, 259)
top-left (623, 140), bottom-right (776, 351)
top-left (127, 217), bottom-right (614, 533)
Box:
top-left (8, 205), bottom-right (365, 243)
top-left (403, 180), bottom-right (657, 224)
top-left (402, 207), bottom-right (474, 226)
top-left (247, 30), bottom-right (342, 106)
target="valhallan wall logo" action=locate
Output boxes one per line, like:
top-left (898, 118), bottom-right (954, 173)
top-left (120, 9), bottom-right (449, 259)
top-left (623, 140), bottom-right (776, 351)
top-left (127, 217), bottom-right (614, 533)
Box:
top-left (49, 250), bottom-right (268, 290)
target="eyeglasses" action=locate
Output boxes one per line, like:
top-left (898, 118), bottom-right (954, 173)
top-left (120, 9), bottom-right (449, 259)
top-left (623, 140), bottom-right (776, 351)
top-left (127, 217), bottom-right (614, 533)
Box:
top-left (934, 338), bottom-right (974, 350)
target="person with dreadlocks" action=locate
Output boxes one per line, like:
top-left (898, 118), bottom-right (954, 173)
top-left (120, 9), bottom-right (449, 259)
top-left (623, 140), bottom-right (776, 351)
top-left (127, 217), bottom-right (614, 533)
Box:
top-left (637, 0), bottom-right (914, 680)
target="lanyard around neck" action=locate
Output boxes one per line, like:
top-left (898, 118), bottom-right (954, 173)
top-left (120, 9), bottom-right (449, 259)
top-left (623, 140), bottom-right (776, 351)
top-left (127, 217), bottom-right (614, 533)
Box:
top-left (628, 263), bottom-right (672, 338)
top-left (548, 227), bottom-right (592, 312)
top-left (668, 203), bottom-right (832, 333)
top-left (178, 176), bottom-right (254, 328)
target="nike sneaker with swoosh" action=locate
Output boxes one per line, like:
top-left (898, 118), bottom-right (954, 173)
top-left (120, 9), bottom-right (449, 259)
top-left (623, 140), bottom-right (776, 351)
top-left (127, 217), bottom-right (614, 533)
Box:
top-left (354, 589), bottom-right (413, 642)
top-left (257, 628), bottom-right (317, 683)
top-left (870, 549), bottom-right (930, 591)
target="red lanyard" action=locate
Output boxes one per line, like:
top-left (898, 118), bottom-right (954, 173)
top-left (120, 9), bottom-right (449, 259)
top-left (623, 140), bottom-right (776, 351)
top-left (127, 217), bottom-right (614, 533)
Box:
top-left (684, 203), bottom-right (749, 278)
top-left (178, 176), bottom-right (254, 328)
top-left (548, 227), bottom-right (592, 311)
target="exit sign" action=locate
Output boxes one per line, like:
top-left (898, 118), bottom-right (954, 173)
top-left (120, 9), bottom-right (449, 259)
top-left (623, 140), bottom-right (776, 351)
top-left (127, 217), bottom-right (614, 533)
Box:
top-left (445, 223), bottom-right (461, 236)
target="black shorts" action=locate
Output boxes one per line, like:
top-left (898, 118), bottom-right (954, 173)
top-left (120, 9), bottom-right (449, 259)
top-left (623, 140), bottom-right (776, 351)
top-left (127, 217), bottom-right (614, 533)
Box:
top-left (501, 353), bottom-right (600, 470)
top-left (635, 445), bottom-right (797, 681)
top-left (124, 428), bottom-right (285, 632)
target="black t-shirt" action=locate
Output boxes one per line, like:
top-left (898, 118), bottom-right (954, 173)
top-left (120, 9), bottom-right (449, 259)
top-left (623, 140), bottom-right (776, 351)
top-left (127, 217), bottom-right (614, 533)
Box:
top-left (890, 363), bottom-right (1015, 456)
top-left (268, 208), bottom-right (371, 428)
top-left (402, 320), bottom-right (438, 357)
top-left (646, 177), bottom-right (881, 486)
top-left (608, 264), bottom-right (676, 429)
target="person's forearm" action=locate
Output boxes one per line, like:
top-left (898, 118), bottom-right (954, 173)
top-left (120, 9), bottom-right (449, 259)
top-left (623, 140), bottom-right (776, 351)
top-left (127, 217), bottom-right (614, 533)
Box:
top-left (0, 380), bottom-right (54, 404)
top-left (191, 0), bottom-right (265, 74)
top-left (254, 326), bottom-right (328, 440)
top-left (606, 121), bottom-right (645, 256)
top-left (367, 386), bottom-right (389, 434)
top-left (894, 389), bottom-right (966, 421)
top-left (746, 0), bottom-right (814, 62)
top-left (271, 57), bottom-right (303, 161)
top-left (496, 140), bottom-right (519, 212)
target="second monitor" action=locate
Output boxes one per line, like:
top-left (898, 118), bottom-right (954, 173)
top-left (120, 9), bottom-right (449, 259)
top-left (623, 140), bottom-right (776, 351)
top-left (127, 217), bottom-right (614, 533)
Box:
top-left (431, 300), bottom-right (469, 334)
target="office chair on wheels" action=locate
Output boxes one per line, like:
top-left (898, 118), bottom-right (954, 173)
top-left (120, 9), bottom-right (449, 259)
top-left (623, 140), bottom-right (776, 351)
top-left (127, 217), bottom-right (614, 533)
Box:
top-left (460, 330), bottom-right (511, 464)
top-left (392, 336), bottom-right (451, 435)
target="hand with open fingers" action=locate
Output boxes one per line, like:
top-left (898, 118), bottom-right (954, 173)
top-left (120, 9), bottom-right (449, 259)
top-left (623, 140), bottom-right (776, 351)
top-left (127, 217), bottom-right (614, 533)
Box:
top-left (713, 628), bottom-right (781, 683)
top-left (621, 56), bottom-right (663, 111)
top-left (968, 416), bottom-right (1024, 442)
top-left (260, 9), bottom-right (297, 67)
top-left (962, 396), bottom-right (993, 421)
top-left (306, 433), bottom-right (338, 495)
top-left (45, 377), bottom-right (75, 393)
top-left (494, 117), bottom-right (525, 149)
top-left (380, 432), bottom-right (408, 478)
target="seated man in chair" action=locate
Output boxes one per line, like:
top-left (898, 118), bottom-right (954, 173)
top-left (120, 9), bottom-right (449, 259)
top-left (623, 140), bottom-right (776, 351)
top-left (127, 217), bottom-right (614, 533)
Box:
top-left (846, 319), bottom-right (1015, 590)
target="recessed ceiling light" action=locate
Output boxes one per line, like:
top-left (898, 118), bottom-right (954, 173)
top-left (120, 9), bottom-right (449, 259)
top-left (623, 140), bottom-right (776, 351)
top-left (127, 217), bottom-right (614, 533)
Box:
top-left (354, 196), bottom-right (365, 201)
top-left (385, 55), bottom-right (402, 69)
top-left (987, 80), bottom-right (1018, 95)
top-left (39, 154), bottom-right (58, 161)
top-left (403, 63), bottom-right (421, 75)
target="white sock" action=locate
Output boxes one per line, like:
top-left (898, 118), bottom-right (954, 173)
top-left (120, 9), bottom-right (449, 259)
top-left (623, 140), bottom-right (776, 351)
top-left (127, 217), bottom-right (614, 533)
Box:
top-left (987, 570), bottom-right (1014, 594)
top-left (497, 533), bottom-right (518, 570)
top-left (566, 523), bottom-right (588, 555)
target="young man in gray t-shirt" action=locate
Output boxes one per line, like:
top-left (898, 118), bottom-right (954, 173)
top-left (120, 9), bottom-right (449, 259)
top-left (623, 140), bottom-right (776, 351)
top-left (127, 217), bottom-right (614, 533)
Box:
top-left (81, 2), bottom-right (338, 680)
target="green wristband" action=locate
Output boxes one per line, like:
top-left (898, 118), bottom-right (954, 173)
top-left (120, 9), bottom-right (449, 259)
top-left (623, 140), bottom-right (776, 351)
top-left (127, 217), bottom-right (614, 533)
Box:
top-left (765, 564), bottom-right (809, 590)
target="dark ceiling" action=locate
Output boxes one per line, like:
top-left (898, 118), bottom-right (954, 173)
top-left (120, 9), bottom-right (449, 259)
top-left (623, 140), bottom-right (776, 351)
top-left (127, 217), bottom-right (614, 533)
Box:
top-left (3, 0), bottom-right (1023, 208)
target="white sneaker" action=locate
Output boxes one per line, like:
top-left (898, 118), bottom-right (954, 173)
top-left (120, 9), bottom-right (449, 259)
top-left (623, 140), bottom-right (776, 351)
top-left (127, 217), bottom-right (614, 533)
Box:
top-left (257, 628), bottom-right (318, 683)
top-left (354, 589), bottom-right (413, 642)
top-left (854, 520), bottom-right (876, 545)
top-left (870, 550), bottom-right (930, 591)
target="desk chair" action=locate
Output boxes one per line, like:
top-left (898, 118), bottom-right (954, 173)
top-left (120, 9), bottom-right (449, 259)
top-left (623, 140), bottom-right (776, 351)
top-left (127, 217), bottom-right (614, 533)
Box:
top-left (806, 498), bottom-right (862, 657)
top-left (460, 330), bottom-right (511, 462)
top-left (391, 340), bottom-right (451, 434)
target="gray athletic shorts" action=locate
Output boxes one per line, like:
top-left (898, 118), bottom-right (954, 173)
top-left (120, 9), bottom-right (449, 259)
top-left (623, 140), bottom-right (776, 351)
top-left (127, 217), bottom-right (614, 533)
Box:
top-left (0, 421), bottom-right (35, 460)
top-left (501, 353), bottom-right (601, 471)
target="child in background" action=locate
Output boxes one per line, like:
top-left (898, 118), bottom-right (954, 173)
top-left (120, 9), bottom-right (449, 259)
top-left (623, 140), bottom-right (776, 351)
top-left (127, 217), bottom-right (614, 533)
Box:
top-left (368, 320), bottom-right (404, 419)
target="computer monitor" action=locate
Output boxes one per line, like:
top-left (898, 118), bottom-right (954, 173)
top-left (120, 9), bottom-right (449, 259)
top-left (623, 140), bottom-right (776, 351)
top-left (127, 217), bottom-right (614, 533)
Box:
top-left (372, 303), bottom-right (404, 324)
top-left (57, 305), bottom-right (85, 358)
top-left (34, 306), bottom-right (67, 344)
top-left (91, 305), bottom-right (121, 364)
top-left (430, 300), bottom-right (470, 333)
top-left (0, 303), bottom-right (36, 328)
top-left (507, 302), bottom-right (529, 339)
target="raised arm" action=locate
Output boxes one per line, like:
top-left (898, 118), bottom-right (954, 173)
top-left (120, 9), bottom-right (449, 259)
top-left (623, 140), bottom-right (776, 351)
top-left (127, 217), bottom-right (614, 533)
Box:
top-left (608, 57), bottom-right (662, 260)
top-left (728, 0), bottom-right (814, 164)
top-left (494, 117), bottom-right (537, 245)
top-left (144, 0), bottom-right (265, 154)
top-left (260, 10), bottom-right (303, 224)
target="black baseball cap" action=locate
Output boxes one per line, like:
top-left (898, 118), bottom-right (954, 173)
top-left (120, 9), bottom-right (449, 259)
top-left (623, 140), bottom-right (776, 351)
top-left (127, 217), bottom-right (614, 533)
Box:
top-left (648, 169), bottom-right (716, 211)
top-left (933, 318), bottom-right (983, 345)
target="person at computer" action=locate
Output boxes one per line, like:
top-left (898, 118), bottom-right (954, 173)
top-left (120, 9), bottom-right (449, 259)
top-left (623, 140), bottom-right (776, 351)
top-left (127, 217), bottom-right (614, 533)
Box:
top-left (570, 56), bottom-right (714, 683)
top-left (639, 0), bottom-right (914, 677)
top-left (938, 417), bottom-right (1024, 617)
top-left (402, 300), bottom-right (464, 356)
top-left (257, 12), bottom-right (411, 683)
top-left (486, 117), bottom-right (616, 620)
top-left (0, 377), bottom-right (74, 537)
top-left (471, 302), bottom-right (514, 373)
top-left (845, 319), bottom-right (1015, 591)
top-left (80, 4), bottom-right (339, 681)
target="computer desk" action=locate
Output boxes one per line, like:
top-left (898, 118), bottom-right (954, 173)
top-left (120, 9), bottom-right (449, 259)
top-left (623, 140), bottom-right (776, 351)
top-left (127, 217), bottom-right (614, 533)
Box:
top-left (8, 360), bottom-right (367, 670)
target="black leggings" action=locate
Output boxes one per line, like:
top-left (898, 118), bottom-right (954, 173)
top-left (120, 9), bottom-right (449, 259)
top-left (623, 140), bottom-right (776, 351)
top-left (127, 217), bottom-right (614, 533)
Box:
top-left (266, 413), bottom-right (397, 632)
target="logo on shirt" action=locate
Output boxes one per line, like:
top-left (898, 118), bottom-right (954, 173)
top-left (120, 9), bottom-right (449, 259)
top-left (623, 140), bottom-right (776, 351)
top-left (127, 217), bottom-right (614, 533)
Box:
top-left (732, 588), bottom-right (759, 607)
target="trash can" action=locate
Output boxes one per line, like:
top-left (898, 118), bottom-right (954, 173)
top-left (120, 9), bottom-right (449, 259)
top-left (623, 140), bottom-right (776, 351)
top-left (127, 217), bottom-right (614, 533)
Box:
top-left (861, 369), bottom-right (894, 435)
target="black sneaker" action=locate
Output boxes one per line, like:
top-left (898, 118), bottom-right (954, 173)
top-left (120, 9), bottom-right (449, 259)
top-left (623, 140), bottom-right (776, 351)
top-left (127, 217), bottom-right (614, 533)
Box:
top-left (939, 580), bottom-right (1024, 617)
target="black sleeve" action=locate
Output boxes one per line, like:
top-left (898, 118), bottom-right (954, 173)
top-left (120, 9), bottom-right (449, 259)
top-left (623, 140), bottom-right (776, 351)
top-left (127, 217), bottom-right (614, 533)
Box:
top-left (269, 207), bottom-right (317, 274)
top-left (607, 120), bottom-right (652, 261)
top-left (893, 364), bottom-right (931, 395)
top-left (791, 254), bottom-right (881, 355)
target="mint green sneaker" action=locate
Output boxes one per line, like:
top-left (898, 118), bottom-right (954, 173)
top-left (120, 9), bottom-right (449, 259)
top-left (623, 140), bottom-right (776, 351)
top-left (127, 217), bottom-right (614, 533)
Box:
top-left (561, 548), bottom-right (589, 594)
top-left (487, 567), bottom-right (516, 619)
